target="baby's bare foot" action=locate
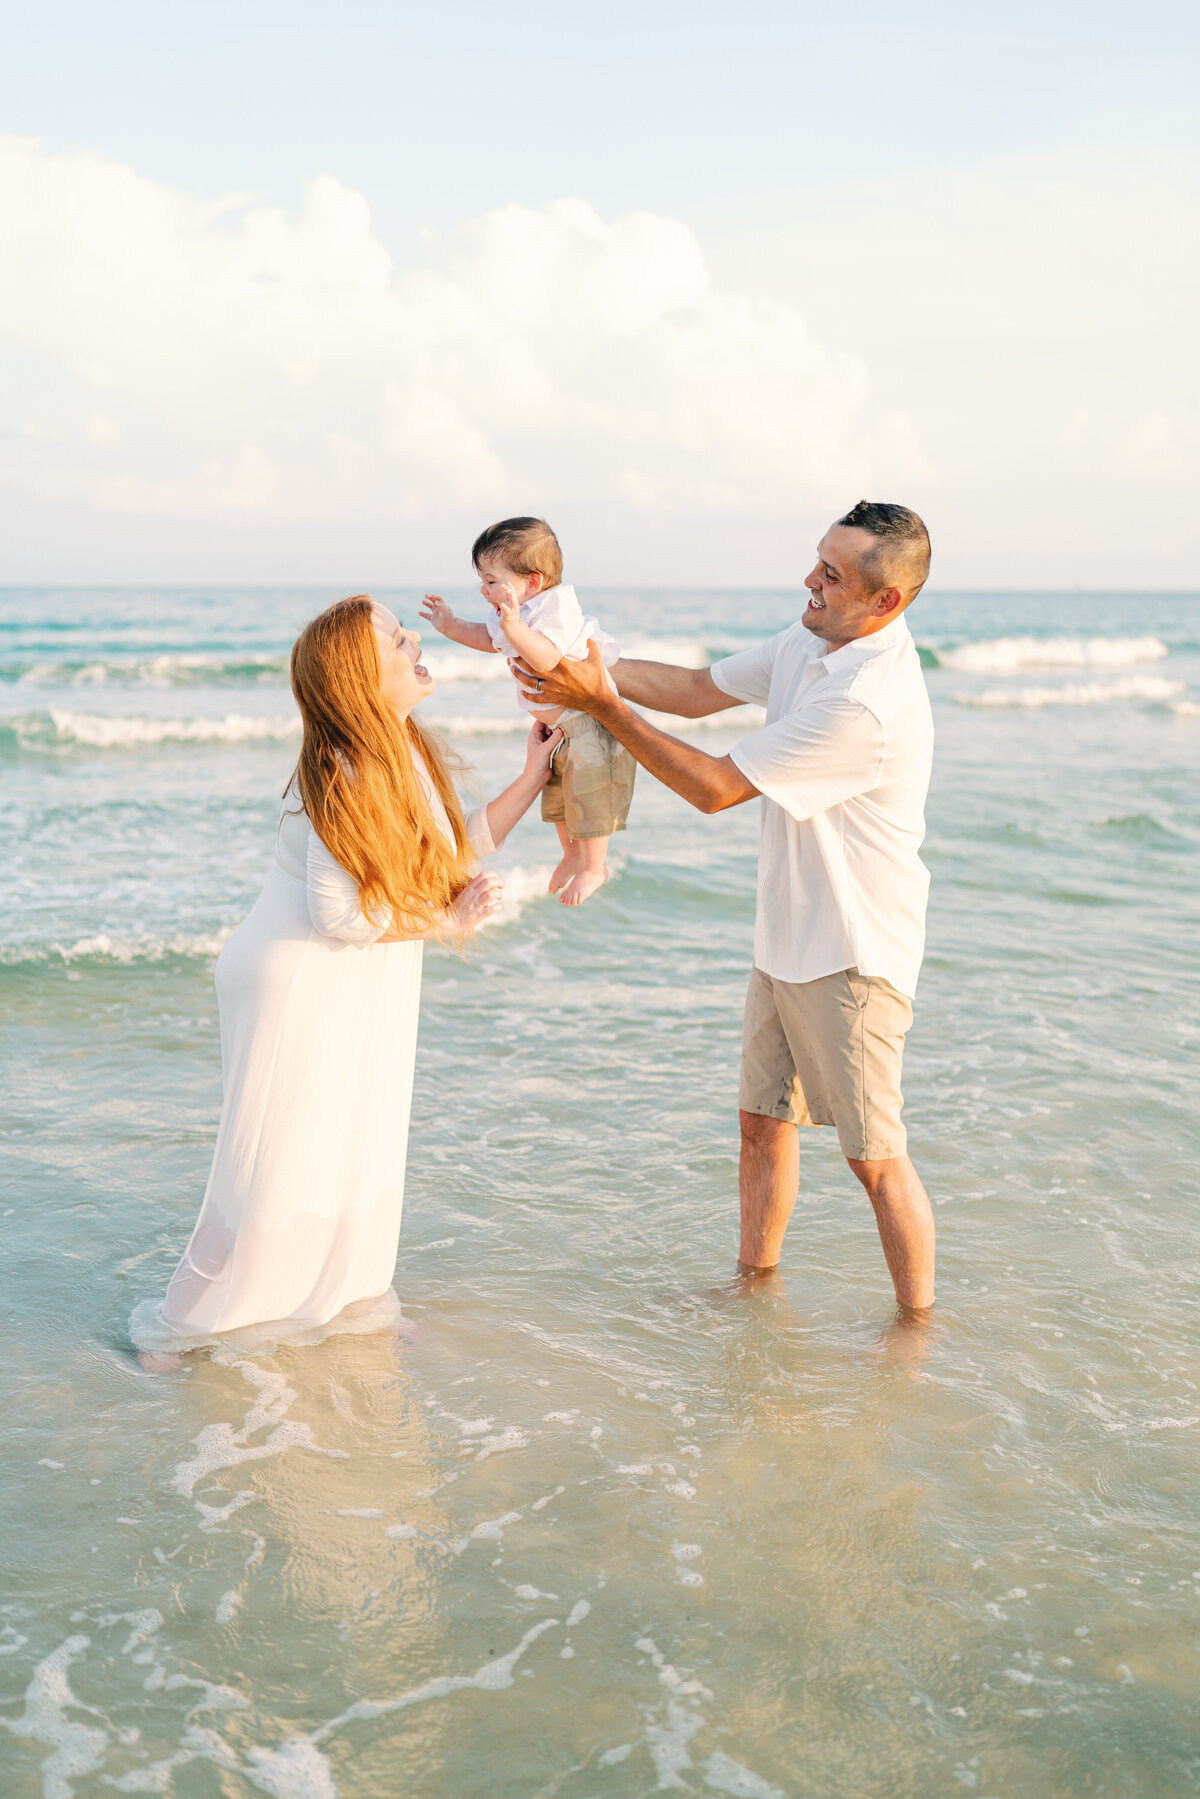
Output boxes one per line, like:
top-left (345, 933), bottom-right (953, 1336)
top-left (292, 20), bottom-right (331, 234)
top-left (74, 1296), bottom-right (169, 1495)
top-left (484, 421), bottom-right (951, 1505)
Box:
top-left (559, 866), bottom-right (608, 906)
top-left (548, 853), bottom-right (579, 894)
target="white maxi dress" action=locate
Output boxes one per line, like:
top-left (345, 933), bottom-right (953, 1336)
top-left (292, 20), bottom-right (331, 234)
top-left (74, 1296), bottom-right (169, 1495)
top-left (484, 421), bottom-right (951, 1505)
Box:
top-left (130, 756), bottom-right (492, 1352)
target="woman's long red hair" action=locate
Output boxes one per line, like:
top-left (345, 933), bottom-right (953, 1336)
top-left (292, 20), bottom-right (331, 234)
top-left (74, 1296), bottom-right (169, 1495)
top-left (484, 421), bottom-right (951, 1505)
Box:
top-left (288, 597), bottom-right (474, 937)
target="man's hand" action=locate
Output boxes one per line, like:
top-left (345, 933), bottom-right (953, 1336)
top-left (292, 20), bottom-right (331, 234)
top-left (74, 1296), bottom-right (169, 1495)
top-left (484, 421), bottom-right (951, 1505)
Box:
top-left (420, 593), bottom-right (457, 636)
top-left (513, 639), bottom-right (759, 814)
top-left (511, 638), bottom-right (612, 716)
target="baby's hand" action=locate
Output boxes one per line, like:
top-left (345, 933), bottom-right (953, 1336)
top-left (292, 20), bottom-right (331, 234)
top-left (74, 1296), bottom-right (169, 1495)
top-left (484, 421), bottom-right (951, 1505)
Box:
top-left (487, 582), bottom-right (522, 635)
top-left (420, 593), bottom-right (456, 635)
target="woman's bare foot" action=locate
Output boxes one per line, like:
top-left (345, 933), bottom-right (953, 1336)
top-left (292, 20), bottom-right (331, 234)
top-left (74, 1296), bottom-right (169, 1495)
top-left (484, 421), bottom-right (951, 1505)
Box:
top-left (138, 1349), bottom-right (183, 1373)
top-left (559, 866), bottom-right (608, 906)
top-left (388, 1315), bottom-right (423, 1343)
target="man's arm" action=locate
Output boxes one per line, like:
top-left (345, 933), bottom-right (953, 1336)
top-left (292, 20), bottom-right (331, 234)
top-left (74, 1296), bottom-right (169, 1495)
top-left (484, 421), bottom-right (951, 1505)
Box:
top-left (611, 659), bottom-right (744, 719)
top-left (511, 641), bottom-right (760, 815)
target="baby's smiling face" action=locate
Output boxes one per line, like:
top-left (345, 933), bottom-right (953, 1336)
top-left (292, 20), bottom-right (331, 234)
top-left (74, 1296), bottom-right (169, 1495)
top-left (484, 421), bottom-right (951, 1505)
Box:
top-left (476, 556), bottom-right (544, 612)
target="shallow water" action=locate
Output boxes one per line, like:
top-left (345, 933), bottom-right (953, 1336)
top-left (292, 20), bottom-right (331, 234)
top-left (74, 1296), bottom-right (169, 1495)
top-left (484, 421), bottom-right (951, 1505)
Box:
top-left (3, 586), bottom-right (1200, 1797)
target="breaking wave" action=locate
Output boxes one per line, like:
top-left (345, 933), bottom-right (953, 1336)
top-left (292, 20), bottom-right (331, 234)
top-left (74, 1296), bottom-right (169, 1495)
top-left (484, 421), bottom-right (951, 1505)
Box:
top-left (1, 633), bottom-right (730, 691)
top-left (952, 675), bottom-right (1184, 709)
top-left (429, 704), bottom-right (763, 738)
top-left (0, 928), bottom-right (236, 967)
top-left (6, 651), bottom-right (289, 688)
top-left (2, 697), bottom-right (761, 755)
top-left (929, 634), bottom-right (1168, 674)
top-left (0, 869), bottom-right (570, 968)
top-left (415, 633), bottom-right (721, 686)
top-left (479, 864), bottom-right (568, 929)
top-left (1, 708), bottom-right (301, 751)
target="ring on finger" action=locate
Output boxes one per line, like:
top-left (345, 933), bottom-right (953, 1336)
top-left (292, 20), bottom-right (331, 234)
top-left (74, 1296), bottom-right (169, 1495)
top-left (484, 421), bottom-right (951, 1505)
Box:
top-left (534, 677), bottom-right (542, 690)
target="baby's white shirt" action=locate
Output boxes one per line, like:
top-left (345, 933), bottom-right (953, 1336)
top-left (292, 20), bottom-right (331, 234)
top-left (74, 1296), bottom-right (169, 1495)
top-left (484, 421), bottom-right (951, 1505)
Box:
top-left (485, 583), bottom-right (621, 714)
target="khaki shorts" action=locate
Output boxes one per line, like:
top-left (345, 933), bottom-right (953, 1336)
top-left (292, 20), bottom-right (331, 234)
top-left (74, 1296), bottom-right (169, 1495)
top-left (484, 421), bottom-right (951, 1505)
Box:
top-left (541, 709), bottom-right (637, 840)
top-left (739, 965), bottom-right (912, 1161)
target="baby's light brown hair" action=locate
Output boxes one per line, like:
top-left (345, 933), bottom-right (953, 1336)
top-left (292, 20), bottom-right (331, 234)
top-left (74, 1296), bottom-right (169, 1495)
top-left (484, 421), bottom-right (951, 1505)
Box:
top-left (471, 517), bottom-right (563, 590)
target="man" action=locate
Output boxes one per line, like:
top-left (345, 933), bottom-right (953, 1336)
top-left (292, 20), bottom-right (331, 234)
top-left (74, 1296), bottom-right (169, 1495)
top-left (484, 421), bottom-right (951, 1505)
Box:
top-left (516, 501), bottom-right (936, 1311)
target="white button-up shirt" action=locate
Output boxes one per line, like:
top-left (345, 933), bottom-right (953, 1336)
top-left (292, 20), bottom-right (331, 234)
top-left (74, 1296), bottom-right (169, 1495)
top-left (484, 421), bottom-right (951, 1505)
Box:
top-left (486, 583), bottom-right (620, 716)
top-left (710, 612), bottom-right (934, 998)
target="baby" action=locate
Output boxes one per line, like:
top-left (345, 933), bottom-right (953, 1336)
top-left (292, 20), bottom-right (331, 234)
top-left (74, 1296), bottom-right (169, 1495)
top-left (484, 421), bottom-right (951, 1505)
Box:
top-left (420, 517), bottom-right (635, 906)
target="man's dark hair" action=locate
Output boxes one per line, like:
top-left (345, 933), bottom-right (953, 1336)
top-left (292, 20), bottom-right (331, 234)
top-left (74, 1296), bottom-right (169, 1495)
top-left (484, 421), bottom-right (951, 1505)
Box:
top-left (836, 499), bottom-right (931, 600)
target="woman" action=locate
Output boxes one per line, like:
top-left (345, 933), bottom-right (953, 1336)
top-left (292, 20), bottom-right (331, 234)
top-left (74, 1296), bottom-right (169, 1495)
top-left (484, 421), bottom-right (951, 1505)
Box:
top-left (130, 596), bottom-right (557, 1357)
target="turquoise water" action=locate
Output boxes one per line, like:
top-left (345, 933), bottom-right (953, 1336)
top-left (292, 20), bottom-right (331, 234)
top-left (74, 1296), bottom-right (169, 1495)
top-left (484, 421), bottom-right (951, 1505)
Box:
top-left (2, 587), bottom-right (1200, 1797)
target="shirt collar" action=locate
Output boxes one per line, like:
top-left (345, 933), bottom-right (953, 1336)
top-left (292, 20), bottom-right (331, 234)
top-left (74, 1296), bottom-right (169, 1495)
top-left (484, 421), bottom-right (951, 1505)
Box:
top-left (813, 611), bottom-right (911, 673)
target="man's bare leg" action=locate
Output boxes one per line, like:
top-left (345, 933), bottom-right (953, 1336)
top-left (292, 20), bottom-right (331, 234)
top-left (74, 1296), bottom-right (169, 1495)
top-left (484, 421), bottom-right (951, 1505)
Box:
top-left (738, 1110), bottom-right (798, 1273)
top-left (846, 1155), bottom-right (935, 1311)
top-left (737, 1115), bottom-right (936, 1307)
top-left (548, 822), bottom-right (579, 894)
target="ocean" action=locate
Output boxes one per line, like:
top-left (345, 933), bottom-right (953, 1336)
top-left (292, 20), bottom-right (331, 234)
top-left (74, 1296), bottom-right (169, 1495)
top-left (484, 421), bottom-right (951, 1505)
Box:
top-left (2, 584), bottom-right (1199, 1797)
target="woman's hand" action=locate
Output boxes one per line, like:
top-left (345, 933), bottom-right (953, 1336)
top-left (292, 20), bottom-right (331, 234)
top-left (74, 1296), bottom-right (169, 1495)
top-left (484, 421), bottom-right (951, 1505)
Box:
top-left (420, 593), bottom-right (457, 636)
top-left (478, 723), bottom-right (566, 849)
top-left (449, 871), bottom-right (504, 931)
top-left (523, 720), bottom-right (564, 789)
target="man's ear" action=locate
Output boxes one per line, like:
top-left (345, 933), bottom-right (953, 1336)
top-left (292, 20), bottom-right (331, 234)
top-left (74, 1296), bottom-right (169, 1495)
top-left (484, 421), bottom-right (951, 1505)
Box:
top-left (875, 585), bottom-right (904, 617)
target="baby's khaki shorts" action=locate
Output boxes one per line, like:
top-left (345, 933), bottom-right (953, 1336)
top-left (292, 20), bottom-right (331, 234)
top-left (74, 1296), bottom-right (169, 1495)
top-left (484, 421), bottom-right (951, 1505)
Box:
top-left (739, 964), bottom-right (913, 1161)
top-left (541, 709), bottom-right (637, 841)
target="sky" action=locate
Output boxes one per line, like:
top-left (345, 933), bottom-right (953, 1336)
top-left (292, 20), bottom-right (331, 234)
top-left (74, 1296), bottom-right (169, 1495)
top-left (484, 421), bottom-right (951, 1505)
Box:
top-left (1, 0), bottom-right (1197, 588)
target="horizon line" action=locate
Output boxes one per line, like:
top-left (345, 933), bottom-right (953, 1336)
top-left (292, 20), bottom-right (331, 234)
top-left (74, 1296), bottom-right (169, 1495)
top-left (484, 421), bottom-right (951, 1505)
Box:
top-left (2, 584), bottom-right (1199, 600)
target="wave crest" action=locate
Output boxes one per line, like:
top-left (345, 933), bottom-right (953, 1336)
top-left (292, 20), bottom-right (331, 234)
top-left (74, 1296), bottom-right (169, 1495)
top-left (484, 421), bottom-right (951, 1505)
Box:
top-left (8, 652), bottom-right (289, 689)
top-left (0, 691), bottom-right (764, 755)
top-left (3, 633), bottom-right (730, 692)
top-left (426, 704), bottom-right (763, 738)
top-left (932, 635), bottom-right (1167, 674)
top-left (2, 708), bottom-right (301, 751)
top-left (0, 928), bottom-right (235, 967)
top-left (952, 675), bottom-right (1184, 709)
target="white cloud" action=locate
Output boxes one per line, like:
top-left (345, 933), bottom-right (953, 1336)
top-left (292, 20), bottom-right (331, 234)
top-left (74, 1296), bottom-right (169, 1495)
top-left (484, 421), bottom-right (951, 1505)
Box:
top-left (0, 139), bottom-right (923, 582)
top-left (9, 136), bottom-right (1193, 586)
top-left (734, 146), bottom-right (1200, 586)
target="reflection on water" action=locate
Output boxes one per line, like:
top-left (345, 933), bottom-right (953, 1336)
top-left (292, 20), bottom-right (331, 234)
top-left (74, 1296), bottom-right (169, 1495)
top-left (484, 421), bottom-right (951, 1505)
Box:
top-left (3, 587), bottom-right (1200, 1794)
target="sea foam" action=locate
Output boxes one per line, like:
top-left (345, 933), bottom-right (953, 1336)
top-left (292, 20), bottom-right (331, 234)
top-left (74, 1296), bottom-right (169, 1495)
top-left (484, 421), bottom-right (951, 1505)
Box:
top-left (11, 652), bottom-right (288, 689)
top-left (425, 634), bottom-right (718, 685)
top-left (47, 709), bottom-right (300, 748)
top-left (2, 708), bottom-right (300, 751)
top-left (933, 634), bottom-right (1167, 673)
top-left (5, 633), bottom-right (724, 694)
top-left (952, 675), bottom-right (1184, 709)
top-left (0, 1634), bottom-right (110, 1795)
top-left (427, 704), bottom-right (762, 738)
top-left (2, 700), bottom-right (759, 752)
top-left (0, 929), bottom-right (236, 967)
top-left (478, 864), bottom-right (561, 930)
